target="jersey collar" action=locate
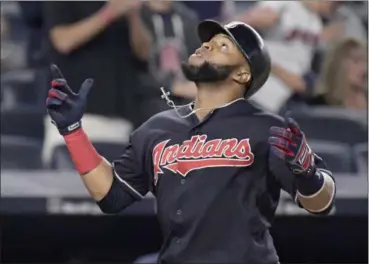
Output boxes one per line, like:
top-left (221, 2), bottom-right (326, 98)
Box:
top-left (181, 99), bottom-right (260, 126)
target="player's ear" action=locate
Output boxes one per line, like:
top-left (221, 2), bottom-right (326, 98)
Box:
top-left (232, 69), bottom-right (251, 86)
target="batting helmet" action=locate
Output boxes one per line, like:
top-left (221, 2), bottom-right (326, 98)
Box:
top-left (197, 20), bottom-right (271, 98)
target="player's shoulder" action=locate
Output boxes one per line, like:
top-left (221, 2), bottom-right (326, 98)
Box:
top-left (144, 109), bottom-right (180, 127)
top-left (131, 109), bottom-right (179, 136)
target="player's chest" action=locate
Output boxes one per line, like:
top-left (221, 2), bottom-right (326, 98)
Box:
top-left (149, 128), bottom-right (268, 185)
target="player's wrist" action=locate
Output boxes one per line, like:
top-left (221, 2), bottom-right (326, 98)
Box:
top-left (58, 121), bottom-right (82, 136)
top-left (296, 169), bottom-right (324, 196)
top-left (64, 128), bottom-right (103, 175)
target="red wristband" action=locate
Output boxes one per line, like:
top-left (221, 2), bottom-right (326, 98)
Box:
top-left (64, 128), bottom-right (103, 175)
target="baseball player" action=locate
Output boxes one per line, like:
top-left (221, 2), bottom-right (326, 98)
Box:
top-left (46, 20), bottom-right (336, 264)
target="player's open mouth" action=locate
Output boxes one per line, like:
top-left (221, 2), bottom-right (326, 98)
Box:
top-left (189, 53), bottom-right (204, 62)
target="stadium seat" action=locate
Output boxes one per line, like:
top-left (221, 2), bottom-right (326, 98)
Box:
top-left (353, 143), bottom-right (368, 173)
top-left (291, 108), bottom-right (367, 146)
top-left (309, 140), bottom-right (355, 173)
top-left (50, 142), bottom-right (127, 170)
top-left (1, 135), bottom-right (43, 170)
top-left (0, 107), bottom-right (44, 139)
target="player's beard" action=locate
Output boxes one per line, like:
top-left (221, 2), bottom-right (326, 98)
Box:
top-left (181, 61), bottom-right (237, 83)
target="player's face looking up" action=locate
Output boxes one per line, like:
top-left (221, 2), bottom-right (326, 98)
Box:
top-left (182, 33), bottom-right (251, 88)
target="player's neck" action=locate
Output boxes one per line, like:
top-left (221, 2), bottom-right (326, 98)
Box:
top-left (193, 83), bottom-right (243, 120)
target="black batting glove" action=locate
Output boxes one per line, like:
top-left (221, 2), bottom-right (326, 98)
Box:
top-left (268, 117), bottom-right (316, 177)
top-left (46, 64), bottom-right (93, 135)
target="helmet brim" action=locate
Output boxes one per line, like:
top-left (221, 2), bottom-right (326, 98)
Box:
top-left (198, 20), bottom-right (229, 43)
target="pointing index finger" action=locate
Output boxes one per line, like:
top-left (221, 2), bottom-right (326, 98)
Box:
top-left (50, 64), bottom-right (65, 80)
top-left (50, 64), bottom-right (75, 94)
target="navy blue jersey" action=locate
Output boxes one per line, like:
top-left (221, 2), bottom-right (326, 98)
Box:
top-left (113, 99), bottom-right (329, 264)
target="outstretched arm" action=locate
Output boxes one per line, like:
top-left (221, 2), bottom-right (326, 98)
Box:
top-left (46, 65), bottom-right (149, 213)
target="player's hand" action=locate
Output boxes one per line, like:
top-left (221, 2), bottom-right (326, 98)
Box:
top-left (268, 117), bottom-right (316, 177)
top-left (46, 64), bottom-right (93, 136)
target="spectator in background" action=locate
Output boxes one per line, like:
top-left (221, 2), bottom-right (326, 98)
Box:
top-left (232, 1), bottom-right (342, 113)
top-left (311, 1), bottom-right (367, 75)
top-left (309, 38), bottom-right (367, 110)
top-left (136, 0), bottom-right (201, 124)
top-left (42, 0), bottom-right (152, 167)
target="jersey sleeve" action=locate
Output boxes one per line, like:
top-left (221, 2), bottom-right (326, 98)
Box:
top-left (112, 129), bottom-right (152, 201)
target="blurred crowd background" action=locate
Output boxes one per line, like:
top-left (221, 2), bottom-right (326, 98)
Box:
top-left (1, 1), bottom-right (368, 263)
top-left (1, 0), bottom-right (368, 172)
top-left (1, 0), bottom-right (367, 172)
